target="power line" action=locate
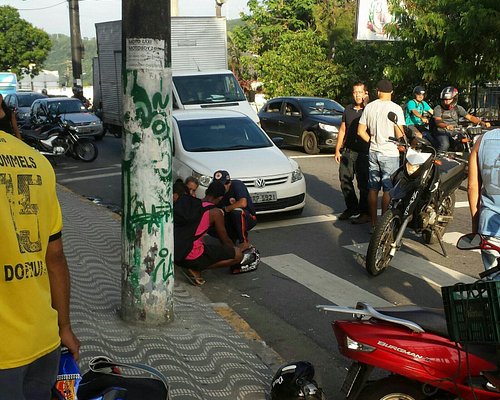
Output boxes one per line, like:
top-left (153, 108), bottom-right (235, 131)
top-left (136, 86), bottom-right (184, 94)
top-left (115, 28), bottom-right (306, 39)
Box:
top-left (15, 1), bottom-right (67, 11)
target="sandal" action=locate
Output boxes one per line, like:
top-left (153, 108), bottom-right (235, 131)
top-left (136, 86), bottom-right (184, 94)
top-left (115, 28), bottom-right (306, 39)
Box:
top-left (181, 268), bottom-right (206, 287)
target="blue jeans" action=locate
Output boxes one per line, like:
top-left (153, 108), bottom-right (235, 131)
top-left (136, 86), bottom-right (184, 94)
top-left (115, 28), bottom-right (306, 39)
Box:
top-left (368, 152), bottom-right (400, 192)
top-left (0, 348), bottom-right (60, 400)
top-left (481, 236), bottom-right (500, 279)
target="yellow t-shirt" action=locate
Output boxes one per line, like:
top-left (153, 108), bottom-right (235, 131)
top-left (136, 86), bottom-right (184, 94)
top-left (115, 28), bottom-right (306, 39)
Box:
top-left (0, 130), bottom-right (62, 369)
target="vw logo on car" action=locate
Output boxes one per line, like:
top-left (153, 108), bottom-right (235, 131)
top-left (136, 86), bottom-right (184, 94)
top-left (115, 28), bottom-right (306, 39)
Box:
top-left (255, 178), bottom-right (266, 188)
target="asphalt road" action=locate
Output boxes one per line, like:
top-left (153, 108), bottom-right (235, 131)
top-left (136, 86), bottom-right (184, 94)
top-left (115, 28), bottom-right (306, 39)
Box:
top-left (53, 134), bottom-right (481, 399)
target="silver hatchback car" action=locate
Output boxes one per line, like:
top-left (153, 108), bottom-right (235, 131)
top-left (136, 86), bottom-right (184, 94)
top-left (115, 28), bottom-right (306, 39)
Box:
top-left (30, 97), bottom-right (103, 138)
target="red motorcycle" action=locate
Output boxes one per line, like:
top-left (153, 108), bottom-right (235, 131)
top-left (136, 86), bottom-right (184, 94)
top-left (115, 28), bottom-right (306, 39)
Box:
top-left (318, 234), bottom-right (500, 400)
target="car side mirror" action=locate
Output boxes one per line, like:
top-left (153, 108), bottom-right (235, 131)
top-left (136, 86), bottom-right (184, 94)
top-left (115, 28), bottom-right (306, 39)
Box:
top-left (272, 137), bottom-right (285, 148)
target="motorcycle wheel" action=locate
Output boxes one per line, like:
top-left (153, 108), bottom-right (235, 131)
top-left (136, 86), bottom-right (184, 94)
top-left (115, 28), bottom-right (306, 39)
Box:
top-left (366, 209), bottom-right (402, 276)
top-left (422, 193), bottom-right (455, 245)
top-left (73, 140), bottom-right (98, 162)
top-left (358, 376), bottom-right (426, 400)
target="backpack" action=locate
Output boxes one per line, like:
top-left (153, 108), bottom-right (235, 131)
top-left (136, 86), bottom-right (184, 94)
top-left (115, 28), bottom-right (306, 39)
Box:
top-left (76, 356), bottom-right (169, 400)
top-left (173, 196), bottom-right (215, 263)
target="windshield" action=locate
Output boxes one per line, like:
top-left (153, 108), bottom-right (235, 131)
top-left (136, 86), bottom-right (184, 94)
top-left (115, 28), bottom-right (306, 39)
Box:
top-left (301, 99), bottom-right (344, 115)
top-left (18, 94), bottom-right (45, 107)
top-left (173, 73), bottom-right (246, 105)
top-left (47, 100), bottom-right (87, 114)
top-left (177, 116), bottom-right (273, 152)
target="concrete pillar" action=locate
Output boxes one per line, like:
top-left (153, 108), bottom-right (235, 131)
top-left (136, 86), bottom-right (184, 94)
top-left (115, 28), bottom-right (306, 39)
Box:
top-left (121, 0), bottom-right (174, 324)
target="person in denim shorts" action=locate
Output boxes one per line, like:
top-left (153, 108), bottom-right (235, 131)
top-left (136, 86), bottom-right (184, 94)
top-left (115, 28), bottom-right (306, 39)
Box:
top-left (357, 79), bottom-right (405, 231)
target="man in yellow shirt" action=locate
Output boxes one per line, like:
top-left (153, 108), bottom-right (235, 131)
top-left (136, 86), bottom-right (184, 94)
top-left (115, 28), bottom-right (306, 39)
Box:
top-left (0, 130), bottom-right (80, 399)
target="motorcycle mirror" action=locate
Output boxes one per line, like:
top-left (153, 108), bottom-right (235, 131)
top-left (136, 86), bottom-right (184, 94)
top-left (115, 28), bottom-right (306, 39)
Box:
top-left (387, 111), bottom-right (398, 124)
top-left (456, 233), bottom-right (482, 250)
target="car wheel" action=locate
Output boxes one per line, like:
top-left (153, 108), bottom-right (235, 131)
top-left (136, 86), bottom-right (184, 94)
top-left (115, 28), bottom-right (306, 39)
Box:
top-left (303, 131), bottom-right (319, 155)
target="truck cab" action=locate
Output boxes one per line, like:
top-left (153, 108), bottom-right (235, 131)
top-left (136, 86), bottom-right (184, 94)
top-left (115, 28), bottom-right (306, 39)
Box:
top-left (172, 70), bottom-right (258, 123)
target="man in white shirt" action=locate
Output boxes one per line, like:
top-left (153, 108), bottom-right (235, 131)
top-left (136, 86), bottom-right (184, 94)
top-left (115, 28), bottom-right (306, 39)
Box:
top-left (357, 79), bottom-right (405, 231)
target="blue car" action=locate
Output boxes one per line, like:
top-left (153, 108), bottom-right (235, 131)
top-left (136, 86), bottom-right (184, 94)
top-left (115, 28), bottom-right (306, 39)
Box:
top-left (258, 96), bottom-right (344, 154)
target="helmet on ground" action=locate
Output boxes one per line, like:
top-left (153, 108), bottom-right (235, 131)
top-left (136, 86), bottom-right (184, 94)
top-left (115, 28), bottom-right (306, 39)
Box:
top-left (413, 86), bottom-right (426, 96)
top-left (440, 86), bottom-right (458, 108)
top-left (270, 361), bottom-right (323, 399)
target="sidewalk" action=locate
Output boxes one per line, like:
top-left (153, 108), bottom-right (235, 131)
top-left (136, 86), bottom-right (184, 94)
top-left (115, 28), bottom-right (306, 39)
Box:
top-left (57, 186), bottom-right (282, 400)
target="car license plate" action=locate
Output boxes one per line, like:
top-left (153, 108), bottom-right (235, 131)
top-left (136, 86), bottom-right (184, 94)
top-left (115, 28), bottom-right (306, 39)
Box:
top-left (252, 191), bottom-right (277, 203)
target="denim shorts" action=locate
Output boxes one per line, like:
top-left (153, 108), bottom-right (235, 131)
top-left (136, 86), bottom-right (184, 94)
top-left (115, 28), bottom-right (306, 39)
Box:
top-left (368, 152), bottom-right (400, 192)
top-left (0, 348), bottom-right (60, 400)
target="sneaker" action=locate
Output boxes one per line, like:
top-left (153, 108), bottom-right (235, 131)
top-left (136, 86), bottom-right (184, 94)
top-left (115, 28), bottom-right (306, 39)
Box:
top-left (338, 209), bottom-right (360, 220)
top-left (351, 213), bottom-right (370, 225)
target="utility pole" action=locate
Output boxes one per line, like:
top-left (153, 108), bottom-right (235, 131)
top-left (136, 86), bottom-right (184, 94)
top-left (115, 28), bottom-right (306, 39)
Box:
top-left (121, 0), bottom-right (173, 324)
top-left (68, 0), bottom-right (83, 88)
top-left (215, 0), bottom-right (227, 17)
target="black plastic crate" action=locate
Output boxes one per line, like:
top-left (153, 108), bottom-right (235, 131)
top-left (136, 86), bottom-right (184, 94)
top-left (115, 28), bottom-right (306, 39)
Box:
top-left (442, 281), bottom-right (500, 344)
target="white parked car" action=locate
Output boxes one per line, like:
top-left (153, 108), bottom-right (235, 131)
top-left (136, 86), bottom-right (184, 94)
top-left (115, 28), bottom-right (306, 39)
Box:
top-left (172, 110), bottom-right (306, 214)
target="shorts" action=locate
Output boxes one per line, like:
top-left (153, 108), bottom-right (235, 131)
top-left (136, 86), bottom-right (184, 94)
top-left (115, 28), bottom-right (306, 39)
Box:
top-left (180, 242), bottom-right (235, 271)
top-left (368, 151), bottom-right (399, 192)
top-left (0, 348), bottom-right (60, 400)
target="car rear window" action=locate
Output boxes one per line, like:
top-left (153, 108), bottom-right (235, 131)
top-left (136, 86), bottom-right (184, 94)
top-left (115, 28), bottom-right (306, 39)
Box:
top-left (18, 94), bottom-right (45, 107)
top-left (177, 117), bottom-right (273, 152)
top-left (47, 100), bottom-right (86, 114)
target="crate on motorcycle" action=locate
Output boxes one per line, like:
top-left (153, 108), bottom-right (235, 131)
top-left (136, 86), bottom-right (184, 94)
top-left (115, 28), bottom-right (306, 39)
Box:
top-left (442, 281), bottom-right (500, 344)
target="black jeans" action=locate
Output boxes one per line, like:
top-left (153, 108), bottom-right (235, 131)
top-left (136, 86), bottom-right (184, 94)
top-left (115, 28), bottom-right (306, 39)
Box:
top-left (225, 208), bottom-right (257, 243)
top-left (339, 148), bottom-right (369, 214)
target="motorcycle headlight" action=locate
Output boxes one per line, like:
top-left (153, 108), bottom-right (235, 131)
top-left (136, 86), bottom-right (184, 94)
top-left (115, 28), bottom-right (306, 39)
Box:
top-left (319, 123), bottom-right (338, 133)
top-left (192, 171), bottom-right (211, 187)
top-left (405, 161), bottom-right (421, 175)
top-left (291, 168), bottom-right (303, 183)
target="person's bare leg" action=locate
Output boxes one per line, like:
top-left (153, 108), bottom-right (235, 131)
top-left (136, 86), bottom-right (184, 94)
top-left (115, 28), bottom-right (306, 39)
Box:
top-left (205, 247), bottom-right (243, 270)
top-left (368, 189), bottom-right (378, 227)
top-left (382, 191), bottom-right (391, 215)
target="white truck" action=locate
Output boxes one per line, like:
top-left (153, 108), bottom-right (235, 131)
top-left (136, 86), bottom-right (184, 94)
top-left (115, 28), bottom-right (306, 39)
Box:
top-left (93, 17), bottom-right (258, 134)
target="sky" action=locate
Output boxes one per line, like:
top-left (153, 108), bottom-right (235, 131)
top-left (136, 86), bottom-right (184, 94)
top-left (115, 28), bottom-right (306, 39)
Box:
top-left (1, 0), bottom-right (250, 38)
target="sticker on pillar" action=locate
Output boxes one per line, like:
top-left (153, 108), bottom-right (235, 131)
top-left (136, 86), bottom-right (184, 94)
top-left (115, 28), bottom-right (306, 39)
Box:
top-left (126, 38), bottom-right (165, 70)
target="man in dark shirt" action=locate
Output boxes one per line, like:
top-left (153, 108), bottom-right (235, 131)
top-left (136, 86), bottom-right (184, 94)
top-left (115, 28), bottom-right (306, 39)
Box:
top-left (334, 82), bottom-right (370, 224)
top-left (213, 170), bottom-right (257, 244)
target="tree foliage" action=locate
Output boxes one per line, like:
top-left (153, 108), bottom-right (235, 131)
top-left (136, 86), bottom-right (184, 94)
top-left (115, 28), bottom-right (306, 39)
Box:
top-left (385, 0), bottom-right (500, 86)
top-left (45, 34), bottom-right (97, 86)
top-left (230, 0), bottom-right (499, 107)
top-left (0, 6), bottom-right (51, 77)
top-left (257, 30), bottom-right (346, 98)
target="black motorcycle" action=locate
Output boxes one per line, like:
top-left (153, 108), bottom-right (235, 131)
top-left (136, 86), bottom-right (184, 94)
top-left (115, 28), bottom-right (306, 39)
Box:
top-left (22, 117), bottom-right (98, 162)
top-left (365, 112), bottom-right (467, 276)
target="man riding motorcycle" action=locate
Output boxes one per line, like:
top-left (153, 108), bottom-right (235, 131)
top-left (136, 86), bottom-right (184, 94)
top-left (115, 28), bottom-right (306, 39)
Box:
top-left (432, 86), bottom-right (489, 151)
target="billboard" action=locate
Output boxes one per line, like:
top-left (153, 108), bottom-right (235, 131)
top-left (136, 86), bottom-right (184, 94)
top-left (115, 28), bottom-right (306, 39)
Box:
top-left (356, 0), bottom-right (398, 41)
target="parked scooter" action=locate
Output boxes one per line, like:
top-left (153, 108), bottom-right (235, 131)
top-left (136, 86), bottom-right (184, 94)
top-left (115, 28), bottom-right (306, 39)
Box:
top-left (365, 112), bottom-right (467, 276)
top-left (317, 235), bottom-right (500, 400)
top-left (21, 116), bottom-right (98, 162)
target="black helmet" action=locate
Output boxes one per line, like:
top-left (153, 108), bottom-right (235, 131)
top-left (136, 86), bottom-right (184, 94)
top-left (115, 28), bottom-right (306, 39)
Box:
top-left (270, 361), bottom-right (323, 399)
top-left (440, 86), bottom-right (458, 108)
top-left (413, 86), bottom-right (426, 96)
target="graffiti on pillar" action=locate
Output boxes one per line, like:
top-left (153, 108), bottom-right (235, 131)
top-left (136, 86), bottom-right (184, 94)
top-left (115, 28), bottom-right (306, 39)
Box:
top-left (121, 52), bottom-right (175, 320)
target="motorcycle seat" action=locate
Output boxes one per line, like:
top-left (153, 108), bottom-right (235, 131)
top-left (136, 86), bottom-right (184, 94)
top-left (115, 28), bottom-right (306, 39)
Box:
top-left (376, 305), bottom-right (449, 338)
top-left (22, 130), bottom-right (50, 140)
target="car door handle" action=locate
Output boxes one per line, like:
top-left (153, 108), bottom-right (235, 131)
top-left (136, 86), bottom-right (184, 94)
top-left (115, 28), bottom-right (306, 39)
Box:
top-left (278, 120), bottom-right (284, 124)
